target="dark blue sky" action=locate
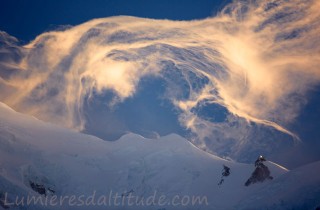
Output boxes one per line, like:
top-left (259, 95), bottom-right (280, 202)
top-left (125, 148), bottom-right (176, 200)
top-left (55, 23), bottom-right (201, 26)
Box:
top-left (0, 0), bottom-right (230, 42)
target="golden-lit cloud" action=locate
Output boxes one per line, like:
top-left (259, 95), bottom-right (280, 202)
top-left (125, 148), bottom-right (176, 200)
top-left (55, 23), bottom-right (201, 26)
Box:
top-left (0, 0), bottom-right (319, 144)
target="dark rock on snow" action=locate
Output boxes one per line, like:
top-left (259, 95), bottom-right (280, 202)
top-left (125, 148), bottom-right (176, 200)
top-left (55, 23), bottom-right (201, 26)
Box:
top-left (245, 155), bottom-right (273, 186)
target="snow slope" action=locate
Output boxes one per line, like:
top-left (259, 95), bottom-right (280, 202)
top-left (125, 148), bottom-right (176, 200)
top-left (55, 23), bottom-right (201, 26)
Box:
top-left (237, 160), bottom-right (320, 210)
top-left (0, 102), bottom-right (317, 210)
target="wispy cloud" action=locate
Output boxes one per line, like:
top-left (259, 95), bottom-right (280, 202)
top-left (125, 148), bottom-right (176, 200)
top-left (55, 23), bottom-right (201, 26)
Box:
top-left (0, 0), bottom-right (319, 150)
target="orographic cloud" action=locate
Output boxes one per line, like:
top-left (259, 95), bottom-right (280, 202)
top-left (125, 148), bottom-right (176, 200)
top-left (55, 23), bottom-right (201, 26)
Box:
top-left (1, 0), bottom-right (320, 151)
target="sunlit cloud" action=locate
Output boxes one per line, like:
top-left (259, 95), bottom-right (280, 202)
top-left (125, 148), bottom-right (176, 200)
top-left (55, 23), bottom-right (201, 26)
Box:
top-left (0, 0), bottom-right (319, 151)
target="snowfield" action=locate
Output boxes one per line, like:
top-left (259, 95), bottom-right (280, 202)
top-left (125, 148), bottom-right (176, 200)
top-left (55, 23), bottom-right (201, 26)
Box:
top-left (0, 102), bottom-right (319, 210)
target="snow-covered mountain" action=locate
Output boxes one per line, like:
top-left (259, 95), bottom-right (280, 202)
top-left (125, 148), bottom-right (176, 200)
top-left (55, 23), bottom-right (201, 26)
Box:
top-left (0, 102), bottom-right (319, 210)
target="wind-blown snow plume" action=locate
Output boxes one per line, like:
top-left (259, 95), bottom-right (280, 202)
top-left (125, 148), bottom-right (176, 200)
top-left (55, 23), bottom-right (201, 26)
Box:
top-left (1, 0), bottom-right (319, 146)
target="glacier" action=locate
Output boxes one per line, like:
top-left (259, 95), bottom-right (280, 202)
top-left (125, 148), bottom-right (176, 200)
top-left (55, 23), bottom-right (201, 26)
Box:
top-left (0, 102), bottom-right (319, 209)
top-left (0, 0), bottom-right (320, 208)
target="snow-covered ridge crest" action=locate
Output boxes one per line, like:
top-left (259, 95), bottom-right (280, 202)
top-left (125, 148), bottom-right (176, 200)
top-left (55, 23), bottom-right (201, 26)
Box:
top-left (0, 102), bottom-right (295, 209)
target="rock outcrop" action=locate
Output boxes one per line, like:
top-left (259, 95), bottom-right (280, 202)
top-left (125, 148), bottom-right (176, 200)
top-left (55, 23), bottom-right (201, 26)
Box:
top-left (245, 156), bottom-right (273, 186)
